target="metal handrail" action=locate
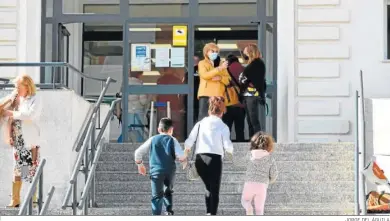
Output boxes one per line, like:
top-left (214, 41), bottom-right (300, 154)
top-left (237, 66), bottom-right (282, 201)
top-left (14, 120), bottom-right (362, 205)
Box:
top-left (61, 114), bottom-right (97, 209)
top-left (354, 70), bottom-right (368, 215)
top-left (354, 90), bottom-right (360, 215)
top-left (78, 141), bottom-right (106, 212)
top-left (0, 62), bottom-right (117, 83)
top-left (75, 77), bottom-right (112, 152)
top-left (61, 99), bottom-right (121, 215)
top-left (39, 186), bottom-right (56, 215)
top-left (0, 77), bottom-right (10, 83)
top-left (19, 158), bottom-right (46, 215)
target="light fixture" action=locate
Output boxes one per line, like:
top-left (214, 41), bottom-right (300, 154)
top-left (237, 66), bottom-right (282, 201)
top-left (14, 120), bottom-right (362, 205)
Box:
top-left (217, 43), bottom-right (238, 49)
top-left (150, 44), bottom-right (172, 49)
top-left (129, 28), bottom-right (162, 32)
top-left (197, 27), bottom-right (232, 31)
top-left (142, 71), bottom-right (161, 76)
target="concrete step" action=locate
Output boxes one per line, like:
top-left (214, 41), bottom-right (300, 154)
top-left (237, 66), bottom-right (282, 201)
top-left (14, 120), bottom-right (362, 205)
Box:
top-left (96, 170), bottom-right (354, 182)
top-left (95, 181), bottom-right (354, 193)
top-left (96, 161), bottom-right (354, 172)
top-left (99, 151), bottom-right (353, 162)
top-left (105, 143), bottom-right (355, 153)
top-left (86, 203), bottom-right (354, 215)
top-left (0, 206), bottom-right (355, 215)
top-left (96, 191), bottom-right (354, 204)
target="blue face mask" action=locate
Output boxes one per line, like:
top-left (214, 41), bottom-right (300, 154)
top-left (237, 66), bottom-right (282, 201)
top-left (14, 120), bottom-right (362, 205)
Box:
top-left (208, 52), bottom-right (218, 61)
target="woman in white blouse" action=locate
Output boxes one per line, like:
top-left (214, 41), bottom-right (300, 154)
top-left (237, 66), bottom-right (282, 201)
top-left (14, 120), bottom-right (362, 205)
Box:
top-left (184, 96), bottom-right (234, 215)
top-left (2, 74), bottom-right (42, 208)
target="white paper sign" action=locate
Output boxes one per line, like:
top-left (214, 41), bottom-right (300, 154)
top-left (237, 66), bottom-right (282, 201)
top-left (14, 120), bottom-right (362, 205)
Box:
top-left (155, 47), bottom-right (170, 67)
top-left (170, 47), bottom-right (185, 68)
top-left (131, 44), bottom-right (151, 71)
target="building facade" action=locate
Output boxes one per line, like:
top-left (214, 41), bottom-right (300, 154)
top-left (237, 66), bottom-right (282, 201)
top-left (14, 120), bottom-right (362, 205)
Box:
top-left (1, 0), bottom-right (389, 142)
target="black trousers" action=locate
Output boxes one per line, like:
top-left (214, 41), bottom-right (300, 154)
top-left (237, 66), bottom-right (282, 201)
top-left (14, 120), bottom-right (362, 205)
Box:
top-left (244, 96), bottom-right (263, 138)
top-left (222, 106), bottom-right (246, 142)
top-left (198, 96), bottom-right (210, 122)
top-left (195, 153), bottom-right (223, 215)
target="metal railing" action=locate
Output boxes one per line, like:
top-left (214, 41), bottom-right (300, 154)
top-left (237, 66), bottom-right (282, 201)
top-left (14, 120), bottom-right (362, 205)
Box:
top-left (0, 62), bottom-right (118, 215)
top-left (0, 62), bottom-right (112, 90)
top-left (61, 98), bottom-right (121, 215)
top-left (354, 70), bottom-right (367, 215)
top-left (18, 158), bottom-right (56, 215)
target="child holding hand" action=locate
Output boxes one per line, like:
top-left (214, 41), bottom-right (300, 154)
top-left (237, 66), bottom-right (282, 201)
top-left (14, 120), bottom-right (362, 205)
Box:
top-left (134, 118), bottom-right (186, 215)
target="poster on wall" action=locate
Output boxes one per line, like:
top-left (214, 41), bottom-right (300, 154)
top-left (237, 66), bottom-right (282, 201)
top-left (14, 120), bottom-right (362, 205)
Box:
top-left (155, 47), bottom-right (170, 67)
top-left (172, 26), bottom-right (187, 46)
top-left (171, 47), bottom-right (185, 68)
top-left (131, 44), bottom-right (151, 71)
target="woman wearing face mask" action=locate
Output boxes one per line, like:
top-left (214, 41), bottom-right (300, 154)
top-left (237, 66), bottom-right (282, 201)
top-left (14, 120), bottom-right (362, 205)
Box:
top-left (197, 43), bottom-right (230, 121)
top-left (239, 44), bottom-right (266, 137)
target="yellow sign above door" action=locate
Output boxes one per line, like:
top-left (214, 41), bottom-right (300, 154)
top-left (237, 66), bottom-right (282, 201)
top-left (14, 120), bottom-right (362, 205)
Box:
top-left (172, 26), bottom-right (187, 46)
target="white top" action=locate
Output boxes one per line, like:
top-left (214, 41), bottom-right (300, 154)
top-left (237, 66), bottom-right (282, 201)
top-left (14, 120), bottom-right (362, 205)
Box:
top-left (184, 115), bottom-right (234, 157)
top-left (1, 93), bottom-right (42, 150)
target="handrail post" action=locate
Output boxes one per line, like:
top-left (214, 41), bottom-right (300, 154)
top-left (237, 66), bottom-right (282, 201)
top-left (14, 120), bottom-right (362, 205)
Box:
top-left (149, 101), bottom-right (155, 138)
top-left (28, 198), bottom-right (33, 215)
top-left (38, 172), bottom-right (44, 213)
top-left (72, 182), bottom-right (77, 215)
top-left (354, 90), bottom-right (360, 215)
top-left (52, 70), bottom-right (56, 89)
top-left (167, 101), bottom-right (171, 119)
top-left (358, 70), bottom-right (367, 215)
top-left (91, 118), bottom-right (96, 207)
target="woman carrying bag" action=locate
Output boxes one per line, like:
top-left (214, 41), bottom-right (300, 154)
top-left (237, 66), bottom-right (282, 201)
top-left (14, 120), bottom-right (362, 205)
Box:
top-left (184, 96), bottom-right (234, 215)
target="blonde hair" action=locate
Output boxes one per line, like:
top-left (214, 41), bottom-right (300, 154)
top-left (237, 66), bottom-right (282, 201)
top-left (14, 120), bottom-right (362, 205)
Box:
top-left (250, 131), bottom-right (274, 152)
top-left (245, 43), bottom-right (261, 64)
top-left (203, 43), bottom-right (219, 62)
top-left (14, 74), bottom-right (36, 96)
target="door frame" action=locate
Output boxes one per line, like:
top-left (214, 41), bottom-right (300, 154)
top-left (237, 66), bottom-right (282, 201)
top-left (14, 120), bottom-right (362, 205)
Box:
top-left (41, 0), bottom-right (277, 142)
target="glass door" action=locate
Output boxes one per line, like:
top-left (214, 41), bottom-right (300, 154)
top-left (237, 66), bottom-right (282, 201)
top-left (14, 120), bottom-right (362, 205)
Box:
top-left (194, 24), bottom-right (260, 141)
top-left (260, 22), bottom-right (277, 138)
top-left (122, 22), bottom-right (193, 142)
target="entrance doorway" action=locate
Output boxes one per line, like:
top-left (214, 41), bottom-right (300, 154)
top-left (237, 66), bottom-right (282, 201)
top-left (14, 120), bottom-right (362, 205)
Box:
top-left (192, 25), bottom-right (275, 141)
top-left (82, 22), bottom-right (276, 141)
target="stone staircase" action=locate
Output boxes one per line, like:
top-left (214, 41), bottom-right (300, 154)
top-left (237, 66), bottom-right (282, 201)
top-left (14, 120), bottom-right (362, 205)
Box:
top-left (93, 142), bottom-right (355, 215)
top-left (0, 142), bottom-right (356, 216)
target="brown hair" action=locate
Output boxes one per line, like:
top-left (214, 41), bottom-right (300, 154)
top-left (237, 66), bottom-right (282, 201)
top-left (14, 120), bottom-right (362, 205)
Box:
top-left (250, 131), bottom-right (274, 152)
top-left (244, 43), bottom-right (261, 64)
top-left (203, 42), bottom-right (219, 62)
top-left (208, 96), bottom-right (226, 116)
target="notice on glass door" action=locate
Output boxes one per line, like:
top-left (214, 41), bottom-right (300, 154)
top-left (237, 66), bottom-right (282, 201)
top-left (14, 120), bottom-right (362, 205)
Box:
top-left (131, 43), bottom-right (151, 71)
top-left (155, 47), bottom-right (170, 67)
top-left (170, 47), bottom-right (185, 68)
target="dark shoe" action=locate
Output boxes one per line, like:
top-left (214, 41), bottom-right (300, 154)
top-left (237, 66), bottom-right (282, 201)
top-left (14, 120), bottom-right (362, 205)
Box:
top-left (165, 211), bottom-right (174, 215)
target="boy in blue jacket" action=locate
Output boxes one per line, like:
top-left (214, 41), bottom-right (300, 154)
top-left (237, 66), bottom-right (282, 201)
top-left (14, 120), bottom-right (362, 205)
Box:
top-left (134, 117), bottom-right (186, 215)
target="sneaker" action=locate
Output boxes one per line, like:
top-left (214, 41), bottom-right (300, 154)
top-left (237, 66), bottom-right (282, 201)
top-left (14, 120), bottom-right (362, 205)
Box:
top-left (165, 211), bottom-right (174, 215)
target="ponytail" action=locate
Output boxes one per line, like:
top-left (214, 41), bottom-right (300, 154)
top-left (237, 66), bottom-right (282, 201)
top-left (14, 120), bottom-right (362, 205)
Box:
top-left (208, 96), bottom-right (226, 116)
